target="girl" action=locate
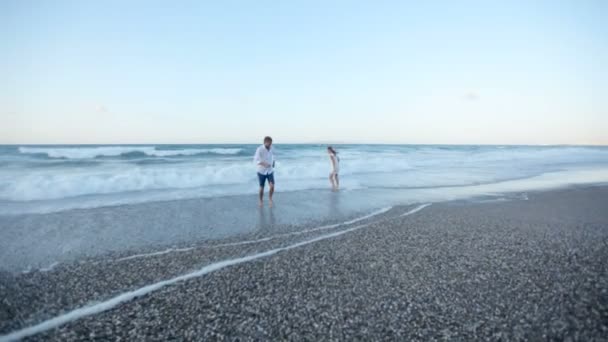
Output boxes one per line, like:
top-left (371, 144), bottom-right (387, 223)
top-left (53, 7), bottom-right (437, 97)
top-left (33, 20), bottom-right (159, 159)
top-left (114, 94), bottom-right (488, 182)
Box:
top-left (327, 146), bottom-right (340, 190)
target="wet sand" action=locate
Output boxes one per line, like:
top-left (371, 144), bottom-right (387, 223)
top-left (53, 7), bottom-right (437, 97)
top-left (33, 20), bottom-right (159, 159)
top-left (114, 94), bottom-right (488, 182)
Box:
top-left (1, 186), bottom-right (607, 341)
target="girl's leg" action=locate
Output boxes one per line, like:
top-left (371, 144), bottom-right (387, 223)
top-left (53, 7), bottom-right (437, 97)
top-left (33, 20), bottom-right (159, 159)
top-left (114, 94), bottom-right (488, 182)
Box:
top-left (329, 173), bottom-right (336, 189)
top-left (335, 174), bottom-right (339, 189)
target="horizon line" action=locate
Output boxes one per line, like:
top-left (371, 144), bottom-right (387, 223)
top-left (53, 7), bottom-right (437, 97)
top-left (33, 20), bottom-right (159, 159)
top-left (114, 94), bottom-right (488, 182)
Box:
top-left (2, 142), bottom-right (607, 147)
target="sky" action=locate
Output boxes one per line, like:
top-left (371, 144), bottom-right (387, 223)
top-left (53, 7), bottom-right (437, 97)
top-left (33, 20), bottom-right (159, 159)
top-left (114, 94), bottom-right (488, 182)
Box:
top-left (1, 0), bottom-right (607, 145)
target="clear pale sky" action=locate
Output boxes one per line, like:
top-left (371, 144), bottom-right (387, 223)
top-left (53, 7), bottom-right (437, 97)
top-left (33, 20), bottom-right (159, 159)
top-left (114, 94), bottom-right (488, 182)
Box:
top-left (1, 0), bottom-right (607, 145)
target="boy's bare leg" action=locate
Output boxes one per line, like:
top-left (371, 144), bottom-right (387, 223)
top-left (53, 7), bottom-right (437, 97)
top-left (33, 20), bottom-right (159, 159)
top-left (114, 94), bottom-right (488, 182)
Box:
top-left (258, 187), bottom-right (264, 207)
top-left (268, 183), bottom-right (274, 207)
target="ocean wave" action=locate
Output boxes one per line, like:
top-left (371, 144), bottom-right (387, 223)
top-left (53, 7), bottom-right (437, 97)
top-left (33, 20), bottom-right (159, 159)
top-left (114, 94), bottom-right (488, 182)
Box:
top-left (18, 146), bottom-right (243, 159)
top-left (3, 145), bottom-right (608, 206)
top-left (0, 156), bottom-right (416, 201)
top-left (152, 148), bottom-right (243, 157)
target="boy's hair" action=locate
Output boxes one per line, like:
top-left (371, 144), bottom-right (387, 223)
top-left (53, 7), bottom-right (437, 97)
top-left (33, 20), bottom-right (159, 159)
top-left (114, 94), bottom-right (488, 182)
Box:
top-left (264, 136), bottom-right (273, 143)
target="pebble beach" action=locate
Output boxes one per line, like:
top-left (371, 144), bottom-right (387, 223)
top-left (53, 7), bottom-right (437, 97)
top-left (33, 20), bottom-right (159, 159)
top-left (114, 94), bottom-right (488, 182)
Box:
top-left (1, 186), bottom-right (607, 341)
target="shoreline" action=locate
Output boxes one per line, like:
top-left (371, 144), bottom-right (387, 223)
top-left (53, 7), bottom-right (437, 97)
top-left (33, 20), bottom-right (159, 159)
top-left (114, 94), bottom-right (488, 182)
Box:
top-left (3, 166), bottom-right (608, 217)
top-left (1, 185), bottom-right (607, 340)
top-left (5, 181), bottom-right (606, 274)
top-left (2, 167), bottom-right (607, 274)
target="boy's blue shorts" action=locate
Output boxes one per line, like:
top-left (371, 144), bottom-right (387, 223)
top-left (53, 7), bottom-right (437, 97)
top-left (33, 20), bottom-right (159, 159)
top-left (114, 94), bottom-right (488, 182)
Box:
top-left (257, 172), bottom-right (275, 187)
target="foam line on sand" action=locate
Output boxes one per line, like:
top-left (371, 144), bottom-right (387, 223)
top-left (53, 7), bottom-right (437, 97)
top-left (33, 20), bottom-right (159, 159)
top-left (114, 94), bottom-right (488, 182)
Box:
top-left (114, 206), bottom-right (393, 262)
top-left (116, 247), bottom-right (195, 262)
top-left (0, 204), bottom-right (430, 342)
top-left (212, 206), bottom-right (393, 248)
top-left (400, 203), bottom-right (431, 216)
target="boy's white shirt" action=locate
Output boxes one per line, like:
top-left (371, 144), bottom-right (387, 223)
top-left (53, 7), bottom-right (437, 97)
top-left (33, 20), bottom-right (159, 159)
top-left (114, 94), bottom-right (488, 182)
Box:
top-left (254, 145), bottom-right (274, 175)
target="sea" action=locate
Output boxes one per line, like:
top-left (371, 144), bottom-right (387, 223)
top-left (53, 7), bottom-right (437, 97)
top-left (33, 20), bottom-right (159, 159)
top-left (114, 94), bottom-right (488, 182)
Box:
top-left (1, 144), bottom-right (608, 271)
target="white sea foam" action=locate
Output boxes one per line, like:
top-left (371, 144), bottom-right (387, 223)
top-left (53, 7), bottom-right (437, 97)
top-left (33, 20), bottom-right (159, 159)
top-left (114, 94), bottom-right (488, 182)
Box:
top-left (399, 203), bottom-right (432, 216)
top-left (115, 247), bottom-right (194, 262)
top-left (0, 203), bottom-right (432, 342)
top-left (0, 156), bottom-right (409, 202)
top-left (212, 206), bottom-right (393, 247)
top-left (18, 146), bottom-right (242, 159)
top-left (21, 262), bottom-right (60, 273)
top-left (151, 148), bottom-right (242, 157)
top-left (39, 262), bottom-right (60, 272)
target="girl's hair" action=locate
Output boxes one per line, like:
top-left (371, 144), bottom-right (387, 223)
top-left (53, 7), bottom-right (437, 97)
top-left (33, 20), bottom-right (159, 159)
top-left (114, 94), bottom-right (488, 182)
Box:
top-left (327, 146), bottom-right (337, 155)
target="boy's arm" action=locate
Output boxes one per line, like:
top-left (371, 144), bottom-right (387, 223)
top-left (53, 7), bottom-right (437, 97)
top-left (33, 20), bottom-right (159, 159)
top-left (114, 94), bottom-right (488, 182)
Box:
top-left (253, 148), bottom-right (259, 164)
top-left (254, 148), bottom-right (269, 167)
